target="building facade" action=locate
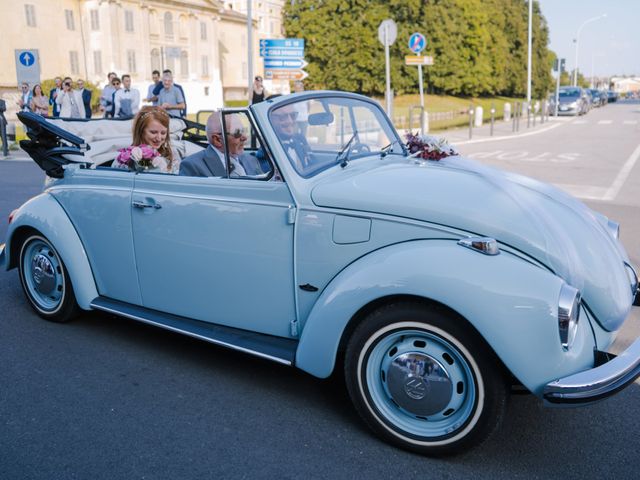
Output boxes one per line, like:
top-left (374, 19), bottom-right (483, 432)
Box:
top-left (1, 0), bottom-right (265, 117)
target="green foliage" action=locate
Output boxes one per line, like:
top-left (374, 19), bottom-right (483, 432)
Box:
top-left (284, 0), bottom-right (554, 98)
top-left (41, 77), bottom-right (102, 116)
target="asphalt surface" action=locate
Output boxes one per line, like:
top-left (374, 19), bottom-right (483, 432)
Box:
top-left (1, 102), bottom-right (640, 479)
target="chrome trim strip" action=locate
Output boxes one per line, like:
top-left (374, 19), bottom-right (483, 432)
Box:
top-left (90, 301), bottom-right (293, 366)
top-left (543, 337), bottom-right (640, 405)
top-left (607, 219), bottom-right (620, 240)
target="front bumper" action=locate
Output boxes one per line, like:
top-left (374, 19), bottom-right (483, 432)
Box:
top-left (543, 337), bottom-right (640, 405)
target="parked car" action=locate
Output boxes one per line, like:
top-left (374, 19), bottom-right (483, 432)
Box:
top-left (2, 91), bottom-right (640, 456)
top-left (589, 89), bottom-right (606, 107)
top-left (607, 90), bottom-right (619, 103)
top-left (553, 87), bottom-right (589, 115)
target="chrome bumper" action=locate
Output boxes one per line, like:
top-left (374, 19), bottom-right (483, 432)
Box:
top-left (0, 243), bottom-right (6, 270)
top-left (543, 337), bottom-right (640, 405)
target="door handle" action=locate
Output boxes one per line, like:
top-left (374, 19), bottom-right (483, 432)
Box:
top-left (132, 200), bottom-right (162, 210)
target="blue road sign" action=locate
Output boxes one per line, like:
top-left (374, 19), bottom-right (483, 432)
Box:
top-left (19, 51), bottom-right (36, 67)
top-left (259, 38), bottom-right (304, 49)
top-left (260, 47), bottom-right (305, 58)
top-left (263, 58), bottom-right (308, 69)
top-left (408, 33), bottom-right (426, 54)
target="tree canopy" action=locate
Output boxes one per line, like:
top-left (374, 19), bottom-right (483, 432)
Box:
top-left (284, 0), bottom-right (554, 98)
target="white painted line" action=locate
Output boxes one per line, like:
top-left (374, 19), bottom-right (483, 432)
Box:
top-left (623, 120), bottom-right (638, 125)
top-left (0, 156), bottom-right (31, 162)
top-left (555, 184), bottom-right (608, 201)
top-left (455, 122), bottom-right (563, 146)
top-left (604, 142), bottom-right (640, 201)
top-left (573, 120), bottom-right (588, 124)
top-left (597, 120), bottom-right (613, 125)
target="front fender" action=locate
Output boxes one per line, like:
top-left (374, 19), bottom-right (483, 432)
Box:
top-left (295, 240), bottom-right (596, 396)
top-left (5, 192), bottom-right (98, 309)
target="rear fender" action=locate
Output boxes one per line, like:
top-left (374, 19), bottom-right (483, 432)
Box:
top-left (295, 240), bottom-right (595, 396)
top-left (5, 193), bottom-right (98, 309)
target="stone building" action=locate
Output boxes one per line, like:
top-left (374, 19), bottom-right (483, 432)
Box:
top-left (1, 0), bottom-right (268, 117)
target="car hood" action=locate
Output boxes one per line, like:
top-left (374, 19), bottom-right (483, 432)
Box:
top-left (311, 156), bottom-right (633, 330)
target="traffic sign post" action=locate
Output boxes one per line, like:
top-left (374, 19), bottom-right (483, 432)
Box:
top-left (406, 33), bottom-right (429, 134)
top-left (14, 49), bottom-right (41, 87)
top-left (378, 19), bottom-right (397, 116)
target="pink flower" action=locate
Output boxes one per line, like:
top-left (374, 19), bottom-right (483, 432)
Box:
top-left (130, 146), bottom-right (143, 162)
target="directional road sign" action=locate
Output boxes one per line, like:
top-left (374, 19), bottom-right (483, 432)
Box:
top-left (405, 55), bottom-right (434, 66)
top-left (14, 49), bottom-right (40, 86)
top-left (408, 33), bottom-right (426, 53)
top-left (265, 70), bottom-right (309, 81)
top-left (264, 58), bottom-right (308, 70)
top-left (259, 38), bottom-right (304, 49)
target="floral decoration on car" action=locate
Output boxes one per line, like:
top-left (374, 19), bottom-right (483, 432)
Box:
top-left (115, 145), bottom-right (168, 171)
top-left (405, 133), bottom-right (458, 161)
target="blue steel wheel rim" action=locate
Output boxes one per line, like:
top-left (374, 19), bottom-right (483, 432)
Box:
top-left (22, 238), bottom-right (65, 313)
top-left (361, 325), bottom-right (480, 442)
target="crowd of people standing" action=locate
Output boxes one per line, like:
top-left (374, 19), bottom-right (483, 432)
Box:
top-left (16, 69), bottom-right (187, 120)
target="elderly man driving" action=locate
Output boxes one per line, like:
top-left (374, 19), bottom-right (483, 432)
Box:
top-left (179, 112), bottom-right (251, 177)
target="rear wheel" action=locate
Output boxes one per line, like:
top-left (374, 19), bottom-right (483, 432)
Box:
top-left (18, 234), bottom-right (79, 323)
top-left (345, 302), bottom-right (507, 456)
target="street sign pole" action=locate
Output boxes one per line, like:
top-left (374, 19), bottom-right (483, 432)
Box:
top-left (385, 25), bottom-right (392, 116)
top-left (418, 63), bottom-right (426, 134)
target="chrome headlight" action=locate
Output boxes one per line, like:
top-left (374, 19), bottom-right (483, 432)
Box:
top-left (569, 101), bottom-right (578, 108)
top-left (558, 284), bottom-right (581, 351)
top-left (606, 219), bottom-right (620, 240)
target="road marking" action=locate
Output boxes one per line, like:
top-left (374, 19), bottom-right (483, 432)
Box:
top-left (467, 150), bottom-right (581, 163)
top-left (623, 120), bottom-right (638, 125)
top-left (604, 142), bottom-right (640, 201)
top-left (554, 184), bottom-right (608, 201)
top-left (455, 121), bottom-right (563, 145)
top-left (597, 120), bottom-right (613, 125)
top-left (573, 120), bottom-right (588, 124)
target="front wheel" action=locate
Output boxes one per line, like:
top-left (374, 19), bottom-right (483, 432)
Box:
top-left (18, 234), bottom-right (79, 323)
top-left (345, 302), bottom-right (507, 456)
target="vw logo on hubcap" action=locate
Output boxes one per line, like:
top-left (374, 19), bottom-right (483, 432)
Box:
top-left (31, 253), bottom-right (56, 294)
top-left (404, 377), bottom-right (427, 400)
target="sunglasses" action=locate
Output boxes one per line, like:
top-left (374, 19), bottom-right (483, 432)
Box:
top-left (272, 111), bottom-right (298, 121)
top-left (225, 128), bottom-right (247, 139)
top-left (112, 82), bottom-right (121, 86)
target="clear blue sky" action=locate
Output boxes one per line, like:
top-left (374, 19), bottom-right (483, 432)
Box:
top-left (537, 0), bottom-right (639, 77)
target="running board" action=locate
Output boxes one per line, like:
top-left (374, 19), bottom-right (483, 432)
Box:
top-left (90, 297), bottom-right (298, 366)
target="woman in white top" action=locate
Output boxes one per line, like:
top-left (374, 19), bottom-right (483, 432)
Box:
top-left (55, 78), bottom-right (85, 119)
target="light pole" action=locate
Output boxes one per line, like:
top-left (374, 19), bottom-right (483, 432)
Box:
top-left (573, 14), bottom-right (607, 86)
top-left (526, 0), bottom-right (533, 105)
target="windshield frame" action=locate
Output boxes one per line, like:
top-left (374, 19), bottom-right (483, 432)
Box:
top-left (266, 92), bottom-right (405, 179)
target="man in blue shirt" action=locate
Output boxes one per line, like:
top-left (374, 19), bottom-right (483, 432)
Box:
top-left (145, 70), bottom-right (161, 106)
top-left (151, 69), bottom-right (186, 116)
top-left (49, 77), bottom-right (62, 117)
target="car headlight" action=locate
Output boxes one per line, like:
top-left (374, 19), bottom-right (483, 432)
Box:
top-left (558, 284), bottom-right (581, 351)
top-left (569, 101), bottom-right (578, 108)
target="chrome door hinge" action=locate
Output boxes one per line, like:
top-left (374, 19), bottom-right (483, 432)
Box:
top-left (290, 318), bottom-right (299, 337)
top-left (286, 206), bottom-right (296, 225)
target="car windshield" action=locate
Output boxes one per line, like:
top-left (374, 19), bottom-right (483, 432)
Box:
top-left (559, 88), bottom-right (580, 98)
top-left (268, 96), bottom-right (403, 177)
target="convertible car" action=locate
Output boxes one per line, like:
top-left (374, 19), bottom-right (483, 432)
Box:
top-left (2, 91), bottom-right (639, 456)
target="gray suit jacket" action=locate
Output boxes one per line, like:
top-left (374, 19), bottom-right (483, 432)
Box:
top-left (179, 145), bottom-right (226, 177)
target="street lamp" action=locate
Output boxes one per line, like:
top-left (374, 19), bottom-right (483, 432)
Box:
top-left (573, 14), bottom-right (607, 86)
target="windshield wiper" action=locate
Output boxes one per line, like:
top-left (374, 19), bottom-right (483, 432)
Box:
top-left (381, 139), bottom-right (406, 158)
top-left (336, 133), bottom-right (356, 168)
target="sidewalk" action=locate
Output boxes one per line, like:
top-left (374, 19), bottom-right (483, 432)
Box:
top-left (421, 114), bottom-right (569, 146)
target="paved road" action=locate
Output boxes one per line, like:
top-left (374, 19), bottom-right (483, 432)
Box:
top-left (1, 106), bottom-right (640, 479)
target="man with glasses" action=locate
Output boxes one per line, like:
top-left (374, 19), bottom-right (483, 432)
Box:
top-left (76, 79), bottom-right (92, 119)
top-left (17, 82), bottom-right (32, 113)
top-left (49, 77), bottom-right (63, 117)
top-left (180, 112), bottom-right (248, 177)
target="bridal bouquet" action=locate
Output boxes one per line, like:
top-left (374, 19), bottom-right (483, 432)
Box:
top-left (115, 144), bottom-right (167, 171)
top-left (405, 133), bottom-right (458, 161)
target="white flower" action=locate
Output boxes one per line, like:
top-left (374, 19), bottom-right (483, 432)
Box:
top-left (130, 146), bottom-right (143, 162)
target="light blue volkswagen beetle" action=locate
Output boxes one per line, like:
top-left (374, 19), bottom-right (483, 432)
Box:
top-left (2, 91), bottom-right (639, 456)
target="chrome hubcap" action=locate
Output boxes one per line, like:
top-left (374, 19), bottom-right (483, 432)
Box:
top-left (31, 253), bottom-right (56, 295)
top-left (386, 352), bottom-right (453, 416)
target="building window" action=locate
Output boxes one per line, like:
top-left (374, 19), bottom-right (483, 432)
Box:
top-left (180, 51), bottom-right (189, 78)
top-left (65, 10), bottom-right (75, 30)
top-left (127, 50), bottom-right (137, 73)
top-left (125, 10), bottom-right (134, 32)
top-left (200, 22), bottom-right (207, 40)
top-left (93, 51), bottom-right (103, 74)
top-left (204, 86), bottom-right (210, 96)
top-left (25, 4), bottom-right (36, 27)
top-left (201, 55), bottom-right (209, 77)
top-left (151, 48), bottom-right (161, 73)
top-left (164, 12), bottom-right (173, 37)
top-left (70, 51), bottom-right (79, 75)
top-left (90, 9), bottom-right (100, 30)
